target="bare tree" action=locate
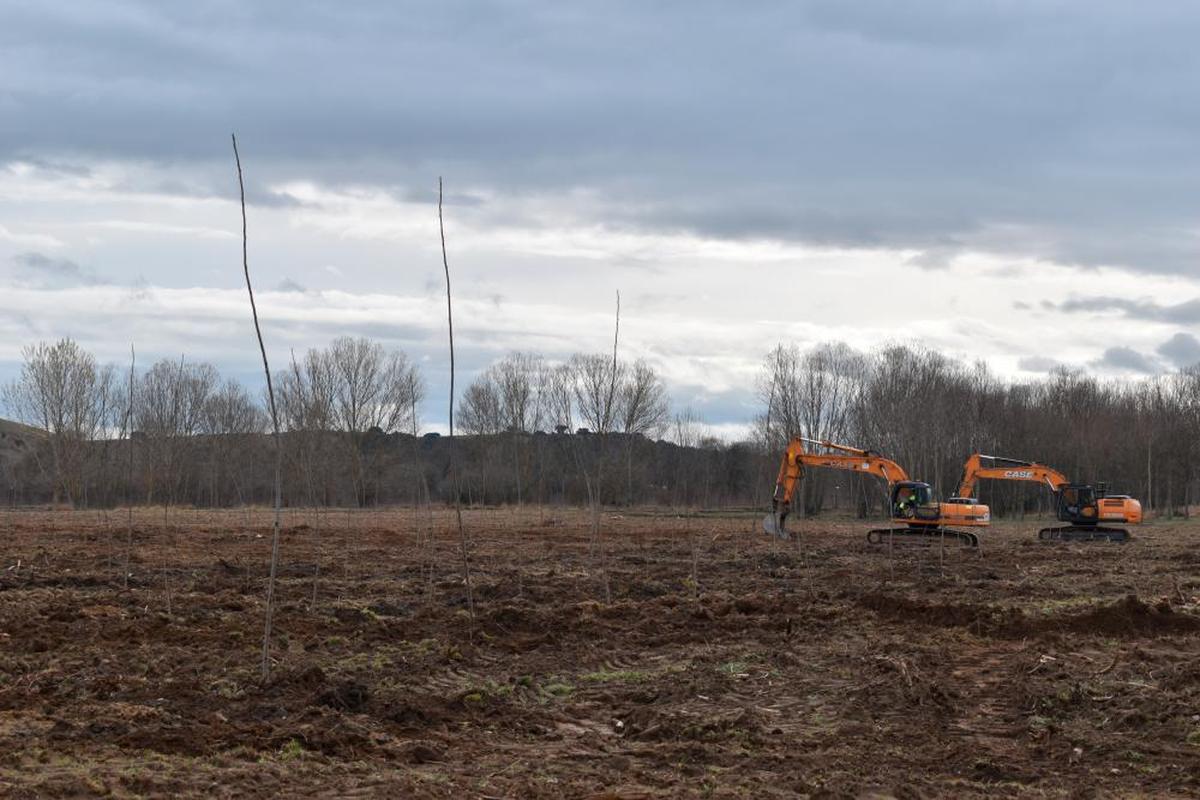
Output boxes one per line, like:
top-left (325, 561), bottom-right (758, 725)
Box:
top-left (571, 353), bottom-right (626, 435)
top-left (136, 358), bottom-right (218, 506)
top-left (277, 347), bottom-right (337, 505)
top-left (493, 352), bottom-right (544, 505)
top-left (457, 373), bottom-right (504, 436)
top-left (456, 371), bottom-right (503, 504)
top-left (455, 353), bottom-right (546, 504)
top-left (2, 338), bottom-right (116, 506)
top-left (618, 358), bottom-right (670, 504)
top-left (542, 362), bottom-right (578, 508)
top-left (494, 352), bottom-right (544, 433)
top-left (757, 344), bottom-right (804, 448)
top-left (545, 363), bottom-right (576, 434)
top-left (200, 378), bottom-right (266, 506)
top-left (324, 336), bottom-right (422, 505)
top-left (561, 292), bottom-right (624, 602)
top-left (671, 405), bottom-right (705, 591)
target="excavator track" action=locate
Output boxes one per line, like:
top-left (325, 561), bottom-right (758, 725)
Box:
top-left (1038, 525), bottom-right (1129, 543)
top-left (867, 527), bottom-right (979, 548)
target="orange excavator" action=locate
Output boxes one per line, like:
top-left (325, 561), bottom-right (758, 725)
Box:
top-left (764, 437), bottom-right (990, 547)
top-left (954, 454), bottom-right (1142, 542)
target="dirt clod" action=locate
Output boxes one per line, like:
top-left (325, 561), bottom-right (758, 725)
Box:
top-left (317, 681), bottom-right (370, 712)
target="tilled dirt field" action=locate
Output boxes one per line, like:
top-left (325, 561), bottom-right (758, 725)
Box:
top-left (2, 507), bottom-right (1200, 798)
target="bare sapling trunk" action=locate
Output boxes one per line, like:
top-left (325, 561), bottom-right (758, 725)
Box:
top-left (690, 522), bottom-right (700, 598)
top-left (595, 291), bottom-right (621, 604)
top-left (407, 390), bottom-right (435, 603)
top-left (440, 178), bottom-right (475, 629)
top-left (764, 375), bottom-right (779, 558)
top-left (683, 474), bottom-right (699, 597)
top-left (537, 434), bottom-right (546, 525)
top-left (162, 506), bottom-right (172, 615)
top-left (310, 505), bottom-right (322, 608)
top-left (287, 349), bottom-right (324, 610)
top-left (123, 344), bottom-right (136, 589)
top-left (343, 506), bottom-right (352, 586)
top-left (232, 134), bottom-right (284, 683)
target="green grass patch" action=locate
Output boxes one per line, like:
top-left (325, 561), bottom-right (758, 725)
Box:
top-left (278, 739), bottom-right (305, 761)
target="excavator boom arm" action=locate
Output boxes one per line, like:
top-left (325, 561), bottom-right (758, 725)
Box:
top-left (772, 438), bottom-right (909, 508)
top-left (955, 453), bottom-right (1070, 499)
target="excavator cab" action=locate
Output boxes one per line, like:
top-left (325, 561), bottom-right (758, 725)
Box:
top-left (890, 481), bottom-right (938, 521)
top-left (1056, 484), bottom-right (1100, 526)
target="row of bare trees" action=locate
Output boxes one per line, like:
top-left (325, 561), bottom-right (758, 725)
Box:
top-left (0, 337), bottom-right (697, 510)
top-left (454, 352), bottom-right (671, 506)
top-left (457, 353), bottom-right (669, 437)
top-left (758, 342), bottom-right (1200, 518)
top-left (1, 336), bottom-right (422, 508)
top-left (276, 337), bottom-right (424, 507)
top-left (9, 336), bottom-right (1200, 518)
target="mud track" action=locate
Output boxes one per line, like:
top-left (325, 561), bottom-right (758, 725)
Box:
top-left (1, 507), bottom-right (1199, 797)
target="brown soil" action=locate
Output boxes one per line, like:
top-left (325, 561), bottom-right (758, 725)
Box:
top-left (1, 506), bottom-right (1199, 797)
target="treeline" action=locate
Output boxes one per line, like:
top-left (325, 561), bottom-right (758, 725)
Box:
top-left (1, 337), bottom-right (762, 509)
top-left (758, 342), bottom-right (1200, 519)
top-left (3, 337), bottom-right (1198, 518)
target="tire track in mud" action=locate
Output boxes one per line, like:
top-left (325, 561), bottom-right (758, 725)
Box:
top-left (414, 651), bottom-right (507, 695)
top-left (948, 643), bottom-right (1029, 745)
top-left (722, 675), bottom-right (844, 738)
top-left (946, 642), bottom-right (1037, 784)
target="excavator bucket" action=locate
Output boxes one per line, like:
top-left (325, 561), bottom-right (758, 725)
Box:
top-left (762, 511), bottom-right (789, 539)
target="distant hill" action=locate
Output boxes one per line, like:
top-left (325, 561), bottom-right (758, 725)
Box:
top-left (0, 418), bottom-right (42, 437)
top-left (0, 418), bottom-right (42, 472)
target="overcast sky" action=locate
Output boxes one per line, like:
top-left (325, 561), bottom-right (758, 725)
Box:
top-left (3, 0), bottom-right (1200, 436)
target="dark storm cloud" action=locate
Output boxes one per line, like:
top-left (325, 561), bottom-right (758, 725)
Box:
top-left (1157, 332), bottom-right (1200, 368)
top-left (1092, 346), bottom-right (1160, 374)
top-left (6, 1), bottom-right (1200, 274)
top-left (1055, 296), bottom-right (1200, 324)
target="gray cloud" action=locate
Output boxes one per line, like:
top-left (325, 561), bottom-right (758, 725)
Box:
top-left (1091, 346), bottom-right (1160, 374)
top-left (5, 2), bottom-right (1200, 275)
top-left (11, 252), bottom-right (102, 287)
top-left (1157, 332), bottom-right (1200, 368)
top-left (904, 241), bottom-right (964, 270)
top-left (1017, 355), bottom-right (1062, 373)
top-left (12, 157), bottom-right (92, 178)
top-left (396, 187), bottom-right (486, 208)
top-left (107, 176), bottom-right (311, 209)
top-left (1055, 296), bottom-right (1200, 324)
